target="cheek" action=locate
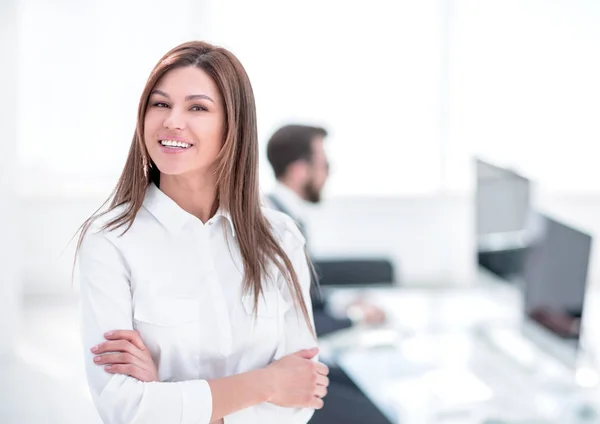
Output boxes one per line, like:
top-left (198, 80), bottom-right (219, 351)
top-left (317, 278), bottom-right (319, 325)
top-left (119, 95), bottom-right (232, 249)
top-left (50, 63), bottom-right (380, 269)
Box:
top-left (316, 172), bottom-right (328, 187)
top-left (191, 119), bottom-right (224, 151)
top-left (143, 116), bottom-right (157, 145)
top-left (211, 119), bottom-right (226, 147)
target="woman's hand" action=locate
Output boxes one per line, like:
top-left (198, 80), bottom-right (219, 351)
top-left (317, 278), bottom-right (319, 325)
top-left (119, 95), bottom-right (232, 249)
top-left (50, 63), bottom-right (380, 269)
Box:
top-left (264, 347), bottom-right (329, 409)
top-left (91, 330), bottom-right (159, 382)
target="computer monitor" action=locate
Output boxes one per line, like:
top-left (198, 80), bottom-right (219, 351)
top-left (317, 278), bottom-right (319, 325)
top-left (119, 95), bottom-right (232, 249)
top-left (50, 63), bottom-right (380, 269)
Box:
top-left (475, 158), bottom-right (531, 280)
top-left (523, 214), bottom-right (592, 346)
top-left (479, 213), bottom-right (597, 384)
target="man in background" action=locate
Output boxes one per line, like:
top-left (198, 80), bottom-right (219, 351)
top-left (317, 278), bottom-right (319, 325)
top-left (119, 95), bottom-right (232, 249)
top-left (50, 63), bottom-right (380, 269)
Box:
top-left (266, 124), bottom-right (390, 424)
top-left (266, 124), bottom-right (386, 333)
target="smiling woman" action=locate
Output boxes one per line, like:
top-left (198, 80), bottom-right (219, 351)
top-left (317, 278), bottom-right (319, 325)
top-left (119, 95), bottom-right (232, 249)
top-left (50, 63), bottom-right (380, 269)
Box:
top-left (74, 41), bottom-right (328, 424)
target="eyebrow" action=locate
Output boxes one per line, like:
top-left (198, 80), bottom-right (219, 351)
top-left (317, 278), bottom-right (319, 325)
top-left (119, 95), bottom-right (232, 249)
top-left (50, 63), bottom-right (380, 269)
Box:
top-left (151, 89), bottom-right (215, 103)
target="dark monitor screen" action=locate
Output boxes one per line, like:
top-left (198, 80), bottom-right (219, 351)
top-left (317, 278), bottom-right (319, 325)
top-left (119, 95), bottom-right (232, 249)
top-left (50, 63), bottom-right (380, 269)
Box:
top-left (523, 214), bottom-right (592, 341)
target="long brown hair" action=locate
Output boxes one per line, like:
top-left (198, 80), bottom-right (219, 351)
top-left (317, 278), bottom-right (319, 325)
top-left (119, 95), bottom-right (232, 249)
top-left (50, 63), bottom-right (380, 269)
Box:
top-left (75, 41), bottom-right (313, 333)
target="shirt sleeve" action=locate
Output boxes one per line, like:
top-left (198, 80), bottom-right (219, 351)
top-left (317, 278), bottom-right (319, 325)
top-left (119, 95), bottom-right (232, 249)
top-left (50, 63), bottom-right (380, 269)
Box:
top-left (78, 228), bottom-right (213, 424)
top-left (224, 220), bottom-right (317, 424)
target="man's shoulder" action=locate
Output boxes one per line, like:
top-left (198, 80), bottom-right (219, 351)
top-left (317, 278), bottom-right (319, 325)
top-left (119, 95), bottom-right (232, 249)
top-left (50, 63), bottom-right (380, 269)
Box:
top-left (263, 192), bottom-right (284, 212)
top-left (261, 205), bottom-right (298, 231)
top-left (262, 206), bottom-right (306, 250)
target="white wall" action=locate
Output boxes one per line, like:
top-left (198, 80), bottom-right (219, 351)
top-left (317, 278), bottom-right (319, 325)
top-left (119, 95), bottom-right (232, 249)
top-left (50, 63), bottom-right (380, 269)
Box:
top-left (0, 0), bottom-right (22, 355)
top-left (446, 0), bottom-right (600, 191)
top-left (17, 0), bottom-right (199, 196)
top-left (19, 194), bottom-right (98, 295)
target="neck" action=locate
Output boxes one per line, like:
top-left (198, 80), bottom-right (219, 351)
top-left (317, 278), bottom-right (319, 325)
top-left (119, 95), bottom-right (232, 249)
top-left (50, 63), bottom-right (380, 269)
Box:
top-left (159, 171), bottom-right (218, 223)
top-left (278, 177), bottom-right (306, 201)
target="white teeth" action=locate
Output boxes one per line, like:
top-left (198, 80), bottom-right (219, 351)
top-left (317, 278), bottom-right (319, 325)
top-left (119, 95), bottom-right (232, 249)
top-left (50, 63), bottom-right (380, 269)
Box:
top-left (160, 140), bottom-right (191, 149)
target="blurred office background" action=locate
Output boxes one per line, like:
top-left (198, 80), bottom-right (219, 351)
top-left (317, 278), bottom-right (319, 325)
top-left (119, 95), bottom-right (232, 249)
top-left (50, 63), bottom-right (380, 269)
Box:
top-left (2, 0), bottom-right (600, 422)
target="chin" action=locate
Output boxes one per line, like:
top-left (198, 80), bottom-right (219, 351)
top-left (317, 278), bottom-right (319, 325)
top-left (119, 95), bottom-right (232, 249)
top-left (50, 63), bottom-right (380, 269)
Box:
top-left (152, 162), bottom-right (189, 176)
top-left (153, 160), bottom-right (216, 179)
top-left (306, 193), bottom-right (321, 204)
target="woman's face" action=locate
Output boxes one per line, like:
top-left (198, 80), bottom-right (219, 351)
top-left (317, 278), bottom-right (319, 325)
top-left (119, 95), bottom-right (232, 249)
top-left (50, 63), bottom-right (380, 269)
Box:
top-left (144, 66), bottom-right (225, 178)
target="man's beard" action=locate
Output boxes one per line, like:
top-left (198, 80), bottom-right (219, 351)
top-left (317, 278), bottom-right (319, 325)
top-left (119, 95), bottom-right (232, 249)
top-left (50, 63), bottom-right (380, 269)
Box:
top-left (303, 180), bottom-right (321, 204)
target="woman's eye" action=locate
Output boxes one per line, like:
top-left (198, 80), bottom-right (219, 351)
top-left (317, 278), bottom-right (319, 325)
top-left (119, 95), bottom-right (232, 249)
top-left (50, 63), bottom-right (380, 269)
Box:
top-left (152, 102), bottom-right (169, 108)
top-left (190, 105), bottom-right (207, 112)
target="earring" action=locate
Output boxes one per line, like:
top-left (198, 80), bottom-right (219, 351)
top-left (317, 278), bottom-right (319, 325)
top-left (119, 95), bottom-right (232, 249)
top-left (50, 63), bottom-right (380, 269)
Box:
top-left (142, 149), bottom-right (150, 180)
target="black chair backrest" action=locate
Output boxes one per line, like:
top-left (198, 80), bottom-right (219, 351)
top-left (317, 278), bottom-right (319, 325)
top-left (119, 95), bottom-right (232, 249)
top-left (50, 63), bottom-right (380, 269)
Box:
top-left (313, 258), bottom-right (396, 287)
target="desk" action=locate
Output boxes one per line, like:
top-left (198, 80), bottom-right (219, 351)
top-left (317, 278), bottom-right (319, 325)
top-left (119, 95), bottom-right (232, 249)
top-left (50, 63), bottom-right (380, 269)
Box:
top-left (320, 273), bottom-right (600, 423)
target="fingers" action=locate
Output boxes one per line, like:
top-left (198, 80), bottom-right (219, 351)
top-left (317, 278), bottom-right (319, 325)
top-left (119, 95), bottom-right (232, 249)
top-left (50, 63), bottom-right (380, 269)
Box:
top-left (314, 385), bottom-right (328, 399)
top-left (104, 363), bottom-right (148, 381)
top-left (91, 340), bottom-right (145, 361)
top-left (309, 396), bottom-right (324, 410)
top-left (91, 331), bottom-right (157, 382)
top-left (316, 374), bottom-right (329, 387)
top-left (295, 346), bottom-right (319, 359)
top-left (315, 362), bottom-right (329, 376)
top-left (93, 352), bottom-right (145, 369)
top-left (104, 330), bottom-right (147, 351)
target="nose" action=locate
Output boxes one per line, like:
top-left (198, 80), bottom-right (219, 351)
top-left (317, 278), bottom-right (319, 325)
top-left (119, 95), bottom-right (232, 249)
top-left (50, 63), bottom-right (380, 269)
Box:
top-left (163, 107), bottom-right (186, 131)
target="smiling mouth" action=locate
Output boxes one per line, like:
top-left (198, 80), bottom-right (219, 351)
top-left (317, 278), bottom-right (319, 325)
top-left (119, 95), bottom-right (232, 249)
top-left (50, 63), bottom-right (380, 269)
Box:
top-left (159, 139), bottom-right (193, 149)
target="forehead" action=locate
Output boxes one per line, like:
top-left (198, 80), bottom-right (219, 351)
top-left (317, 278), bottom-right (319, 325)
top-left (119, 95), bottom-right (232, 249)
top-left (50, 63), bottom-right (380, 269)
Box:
top-left (153, 66), bottom-right (221, 100)
top-left (311, 136), bottom-right (326, 158)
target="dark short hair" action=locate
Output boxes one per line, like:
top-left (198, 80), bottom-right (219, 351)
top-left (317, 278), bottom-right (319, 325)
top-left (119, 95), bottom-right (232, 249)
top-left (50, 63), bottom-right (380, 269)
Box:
top-left (266, 124), bottom-right (328, 179)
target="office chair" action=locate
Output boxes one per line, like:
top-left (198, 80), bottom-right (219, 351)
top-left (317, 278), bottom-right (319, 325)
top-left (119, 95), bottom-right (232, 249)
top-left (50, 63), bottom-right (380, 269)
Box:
top-left (313, 258), bottom-right (396, 287)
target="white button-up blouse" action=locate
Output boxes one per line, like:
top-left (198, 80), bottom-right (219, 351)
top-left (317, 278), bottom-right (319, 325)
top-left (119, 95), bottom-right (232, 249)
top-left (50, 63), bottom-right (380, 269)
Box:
top-left (78, 183), bottom-right (316, 424)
